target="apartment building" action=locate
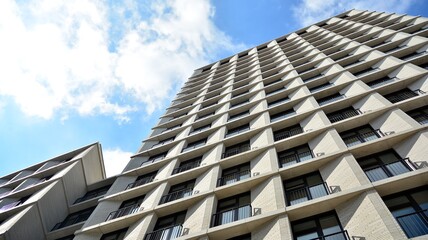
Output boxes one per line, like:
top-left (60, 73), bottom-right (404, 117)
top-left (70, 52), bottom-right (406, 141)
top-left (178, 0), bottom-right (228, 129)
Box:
top-left (2, 8), bottom-right (428, 240)
top-left (0, 143), bottom-right (115, 240)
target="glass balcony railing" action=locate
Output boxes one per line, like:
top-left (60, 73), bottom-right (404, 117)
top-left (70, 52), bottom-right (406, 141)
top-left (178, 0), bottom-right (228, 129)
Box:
top-left (211, 204), bottom-right (252, 227)
top-left (144, 224), bottom-right (183, 240)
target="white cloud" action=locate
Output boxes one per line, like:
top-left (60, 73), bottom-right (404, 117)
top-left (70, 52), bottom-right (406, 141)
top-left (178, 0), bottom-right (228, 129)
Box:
top-left (293, 0), bottom-right (415, 27)
top-left (0, 0), bottom-right (244, 121)
top-left (103, 148), bottom-right (132, 177)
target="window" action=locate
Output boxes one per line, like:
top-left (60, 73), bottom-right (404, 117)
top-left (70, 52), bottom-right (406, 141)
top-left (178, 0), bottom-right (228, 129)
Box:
top-left (366, 75), bottom-right (396, 88)
top-left (230, 99), bottom-right (250, 109)
top-left (74, 185), bottom-right (111, 204)
top-left (196, 111), bottom-right (215, 120)
top-left (160, 180), bottom-right (194, 204)
top-left (384, 88), bottom-right (423, 103)
top-left (284, 172), bottom-right (329, 206)
top-left (172, 156), bottom-right (202, 175)
top-left (145, 211), bottom-right (186, 240)
top-left (352, 66), bottom-right (379, 76)
top-left (222, 141), bottom-right (251, 159)
top-left (270, 109), bottom-right (296, 122)
top-left (162, 123), bottom-right (181, 133)
top-left (101, 228), bottom-right (128, 240)
top-left (326, 107), bottom-right (361, 123)
top-left (407, 106), bottom-right (428, 124)
top-left (142, 152), bottom-right (168, 166)
top-left (383, 187), bottom-right (428, 238)
top-left (225, 124), bottom-right (250, 138)
top-left (302, 73), bottom-right (324, 83)
top-left (291, 211), bottom-right (349, 240)
top-left (106, 196), bottom-right (144, 221)
top-left (52, 207), bottom-right (95, 230)
top-left (211, 192), bottom-right (251, 227)
top-left (317, 93), bottom-right (345, 106)
top-left (273, 124), bottom-right (303, 141)
top-left (126, 171), bottom-right (157, 189)
top-left (357, 150), bottom-right (414, 182)
top-left (217, 163), bottom-right (251, 187)
top-left (340, 125), bottom-right (383, 147)
top-left (277, 144), bottom-right (313, 168)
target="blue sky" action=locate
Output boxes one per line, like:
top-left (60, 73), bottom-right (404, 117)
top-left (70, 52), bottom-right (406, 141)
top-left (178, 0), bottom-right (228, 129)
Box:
top-left (1, 0), bottom-right (427, 177)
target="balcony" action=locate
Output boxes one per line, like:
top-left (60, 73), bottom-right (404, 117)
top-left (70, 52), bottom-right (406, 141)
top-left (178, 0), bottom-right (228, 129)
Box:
top-left (309, 82), bottom-right (332, 92)
top-left (395, 209), bottom-right (428, 238)
top-left (181, 139), bottom-right (206, 153)
top-left (230, 100), bottom-right (249, 109)
top-left (228, 111), bottom-right (250, 122)
top-left (141, 153), bottom-right (167, 166)
top-left (159, 187), bottom-right (193, 204)
top-left (274, 126), bottom-right (303, 141)
top-left (151, 137), bottom-right (175, 148)
top-left (318, 93), bottom-right (345, 106)
top-left (311, 230), bottom-right (351, 240)
top-left (285, 182), bottom-right (330, 206)
top-left (144, 224), bottom-right (183, 240)
top-left (327, 108), bottom-right (362, 123)
top-left (105, 204), bottom-right (141, 221)
top-left (222, 143), bottom-right (251, 159)
top-left (217, 170), bottom-right (251, 187)
top-left (211, 204), bottom-right (252, 227)
top-left (278, 150), bottom-right (313, 168)
top-left (225, 125), bottom-right (250, 138)
top-left (353, 67), bottom-right (379, 77)
top-left (367, 76), bottom-right (397, 88)
top-left (384, 89), bottom-right (425, 103)
top-left (189, 124), bottom-right (211, 135)
top-left (363, 158), bottom-right (416, 182)
top-left (172, 159), bottom-right (201, 175)
top-left (342, 129), bottom-right (384, 147)
top-left (268, 97), bottom-right (290, 108)
top-left (270, 109), bottom-right (296, 122)
top-left (126, 175), bottom-right (155, 190)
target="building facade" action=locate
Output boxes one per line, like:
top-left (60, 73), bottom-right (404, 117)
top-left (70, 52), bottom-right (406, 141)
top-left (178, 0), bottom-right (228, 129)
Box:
top-left (2, 8), bottom-right (428, 240)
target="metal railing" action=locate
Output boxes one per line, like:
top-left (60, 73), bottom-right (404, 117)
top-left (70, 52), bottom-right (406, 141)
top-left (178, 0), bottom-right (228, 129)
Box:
top-left (211, 204), bottom-right (252, 227)
top-left (318, 94), bottom-right (345, 106)
top-left (144, 224), bottom-right (183, 240)
top-left (363, 158), bottom-right (415, 182)
top-left (395, 209), bottom-right (428, 238)
top-left (270, 110), bottom-right (296, 122)
top-left (367, 77), bottom-right (396, 88)
top-left (266, 87), bottom-right (286, 96)
top-left (105, 204), bottom-right (141, 221)
top-left (228, 111), bottom-right (250, 121)
top-left (222, 145), bottom-right (251, 159)
top-left (181, 141), bottom-right (206, 153)
top-left (328, 109), bottom-right (362, 123)
top-left (225, 126), bottom-right (250, 138)
top-left (353, 67), bottom-right (379, 76)
top-left (385, 89), bottom-right (424, 103)
top-left (126, 175), bottom-right (155, 190)
top-left (278, 150), bottom-right (313, 168)
top-left (151, 138), bottom-right (174, 148)
top-left (159, 187), bottom-right (193, 204)
top-left (217, 170), bottom-right (251, 187)
top-left (342, 129), bottom-right (383, 147)
top-left (310, 230), bottom-right (351, 240)
top-left (303, 74), bottom-right (323, 83)
top-left (230, 100), bottom-right (249, 109)
top-left (52, 211), bottom-right (92, 230)
top-left (172, 160), bottom-right (201, 175)
top-left (310, 82), bottom-right (332, 92)
top-left (285, 182), bottom-right (330, 206)
top-left (189, 125), bottom-right (211, 135)
top-left (274, 127), bottom-right (303, 141)
top-left (268, 98), bottom-right (290, 108)
top-left (141, 154), bottom-right (166, 166)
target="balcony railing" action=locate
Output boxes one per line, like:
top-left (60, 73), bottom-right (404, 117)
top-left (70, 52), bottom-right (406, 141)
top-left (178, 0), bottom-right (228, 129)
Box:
top-left (181, 141), bottom-right (206, 153)
top-left (268, 98), bottom-right (290, 108)
top-left (318, 94), bottom-right (345, 106)
top-left (151, 138), bottom-right (174, 148)
top-left (225, 126), bottom-right (250, 138)
top-left (229, 111), bottom-right (250, 121)
top-left (342, 129), bottom-right (383, 147)
top-left (363, 158), bottom-right (416, 182)
top-left (144, 224), bottom-right (183, 240)
top-left (211, 204), bottom-right (252, 227)
top-left (159, 187), bottom-right (193, 204)
top-left (141, 154), bottom-right (166, 166)
top-left (395, 209), bottom-right (428, 238)
top-left (385, 89), bottom-right (425, 103)
top-left (105, 204), bottom-right (141, 221)
top-left (274, 127), bottom-right (303, 141)
top-left (279, 151), bottom-right (313, 168)
top-left (328, 109), bottom-right (362, 123)
top-left (52, 211), bottom-right (93, 230)
top-left (310, 230), bottom-right (351, 240)
top-left (126, 175), bottom-right (155, 190)
top-left (230, 100), bottom-right (249, 109)
top-left (367, 77), bottom-right (396, 88)
top-left (309, 82), bottom-right (332, 92)
top-left (217, 170), bottom-right (251, 187)
top-left (222, 145), bottom-right (251, 159)
top-left (172, 160), bottom-right (201, 175)
top-left (270, 110), bottom-right (296, 122)
top-left (266, 87), bottom-right (286, 96)
top-left (303, 74), bottom-right (323, 83)
top-left (285, 182), bottom-right (330, 206)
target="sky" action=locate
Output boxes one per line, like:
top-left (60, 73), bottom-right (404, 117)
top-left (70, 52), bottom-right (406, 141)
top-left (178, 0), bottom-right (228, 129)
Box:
top-left (0, 0), bottom-right (427, 177)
